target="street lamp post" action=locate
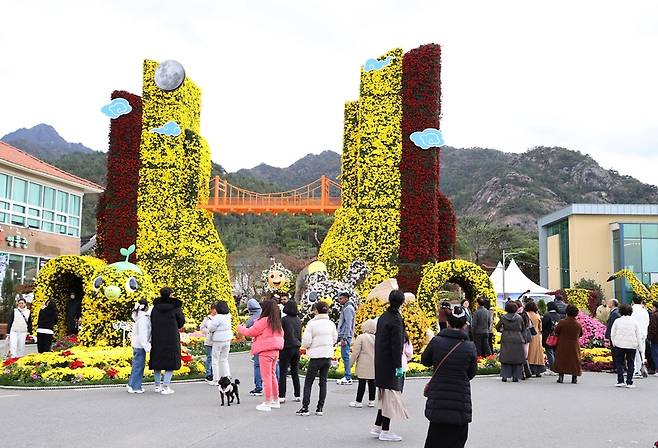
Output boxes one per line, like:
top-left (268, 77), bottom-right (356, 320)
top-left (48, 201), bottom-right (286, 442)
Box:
top-left (501, 249), bottom-right (525, 303)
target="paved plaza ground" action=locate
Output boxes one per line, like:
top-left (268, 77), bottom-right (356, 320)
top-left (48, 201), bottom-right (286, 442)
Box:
top-left (2, 350), bottom-right (657, 448)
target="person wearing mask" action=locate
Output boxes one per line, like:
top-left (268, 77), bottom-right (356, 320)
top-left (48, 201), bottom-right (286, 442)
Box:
top-left (207, 301), bottom-right (233, 385)
top-left (127, 299), bottom-right (151, 394)
top-left (484, 301), bottom-right (495, 355)
top-left (605, 299), bottom-right (621, 370)
top-left (66, 292), bottom-right (82, 335)
top-left (542, 301), bottom-right (562, 375)
top-left (336, 292), bottom-right (356, 385)
top-left (349, 318), bottom-right (377, 408)
top-left (199, 304), bottom-right (217, 382)
top-left (647, 302), bottom-right (658, 377)
top-left (610, 304), bottom-right (643, 388)
top-left (7, 297), bottom-right (31, 357)
top-left (245, 298), bottom-right (264, 396)
top-left (516, 300), bottom-right (533, 380)
top-left (438, 301), bottom-right (451, 331)
top-left (554, 295), bottom-right (567, 320)
top-left (552, 305), bottom-right (583, 384)
top-left (238, 300), bottom-right (284, 412)
top-left (496, 301), bottom-right (525, 382)
top-left (36, 299), bottom-right (57, 353)
top-left (149, 287), bottom-right (185, 395)
top-left (470, 298), bottom-right (492, 356)
top-left (297, 300), bottom-right (338, 416)
top-left (421, 305), bottom-right (477, 448)
top-left (278, 300), bottom-right (302, 403)
top-left (371, 290), bottom-right (408, 442)
top-left (460, 299), bottom-right (472, 338)
top-left (630, 296), bottom-right (650, 378)
top-left (525, 301), bottom-right (545, 377)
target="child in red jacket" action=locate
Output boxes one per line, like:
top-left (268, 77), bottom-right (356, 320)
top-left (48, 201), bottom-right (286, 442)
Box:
top-left (238, 300), bottom-right (284, 412)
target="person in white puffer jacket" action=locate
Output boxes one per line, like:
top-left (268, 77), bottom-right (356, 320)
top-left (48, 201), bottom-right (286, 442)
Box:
top-left (611, 304), bottom-right (643, 388)
top-left (128, 300), bottom-right (151, 394)
top-left (630, 296), bottom-right (650, 377)
top-left (207, 301), bottom-right (233, 385)
top-left (297, 301), bottom-right (338, 416)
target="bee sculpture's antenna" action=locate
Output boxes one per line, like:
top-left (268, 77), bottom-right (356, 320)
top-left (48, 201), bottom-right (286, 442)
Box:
top-left (120, 244), bottom-right (136, 262)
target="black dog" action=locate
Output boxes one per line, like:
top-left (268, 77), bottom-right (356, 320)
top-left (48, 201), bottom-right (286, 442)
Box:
top-left (218, 377), bottom-right (240, 406)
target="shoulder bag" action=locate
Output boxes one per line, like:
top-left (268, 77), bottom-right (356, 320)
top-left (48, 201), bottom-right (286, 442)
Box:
top-left (546, 319), bottom-right (559, 347)
top-left (424, 340), bottom-right (464, 398)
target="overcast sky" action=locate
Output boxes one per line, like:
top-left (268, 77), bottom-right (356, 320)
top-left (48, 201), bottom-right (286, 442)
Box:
top-left (1, 0), bottom-right (657, 185)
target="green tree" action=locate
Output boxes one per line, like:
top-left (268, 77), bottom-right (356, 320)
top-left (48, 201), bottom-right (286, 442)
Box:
top-left (573, 278), bottom-right (606, 302)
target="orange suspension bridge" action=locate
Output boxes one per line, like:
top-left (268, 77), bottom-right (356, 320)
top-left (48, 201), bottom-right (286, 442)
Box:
top-left (200, 175), bottom-right (342, 215)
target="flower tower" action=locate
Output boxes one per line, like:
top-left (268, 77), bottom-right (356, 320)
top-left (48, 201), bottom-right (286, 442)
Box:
top-left (319, 44), bottom-right (456, 297)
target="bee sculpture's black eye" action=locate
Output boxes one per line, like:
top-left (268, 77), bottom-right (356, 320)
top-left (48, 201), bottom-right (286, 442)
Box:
top-left (126, 277), bottom-right (139, 293)
top-left (93, 276), bottom-right (104, 290)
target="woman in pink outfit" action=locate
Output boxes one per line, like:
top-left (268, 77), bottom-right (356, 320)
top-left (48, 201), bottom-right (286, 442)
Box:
top-left (238, 300), bottom-right (284, 412)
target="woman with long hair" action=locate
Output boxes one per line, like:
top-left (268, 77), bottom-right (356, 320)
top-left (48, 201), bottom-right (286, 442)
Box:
top-left (238, 299), bottom-right (284, 412)
top-left (149, 287), bottom-right (185, 395)
top-left (127, 299), bottom-right (151, 394)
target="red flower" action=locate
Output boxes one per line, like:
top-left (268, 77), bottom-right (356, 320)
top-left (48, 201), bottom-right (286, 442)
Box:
top-left (2, 357), bottom-right (19, 367)
top-left (69, 359), bottom-right (85, 369)
top-left (181, 353), bottom-right (193, 364)
top-left (106, 367), bottom-right (118, 379)
top-left (60, 350), bottom-right (73, 357)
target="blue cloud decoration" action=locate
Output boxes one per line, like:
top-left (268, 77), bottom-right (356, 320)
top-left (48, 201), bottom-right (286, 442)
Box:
top-left (410, 128), bottom-right (445, 149)
top-left (363, 55), bottom-right (395, 72)
top-left (100, 98), bottom-right (132, 119)
top-left (149, 121), bottom-right (181, 136)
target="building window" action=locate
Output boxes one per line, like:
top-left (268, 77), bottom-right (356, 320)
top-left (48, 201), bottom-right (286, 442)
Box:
top-left (0, 172), bottom-right (82, 237)
top-left (616, 223), bottom-right (658, 303)
top-left (1, 252), bottom-right (46, 285)
top-left (7, 253), bottom-right (23, 284)
top-left (547, 219), bottom-right (570, 289)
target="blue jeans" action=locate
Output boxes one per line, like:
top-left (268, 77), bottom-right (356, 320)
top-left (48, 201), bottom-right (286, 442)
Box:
top-left (154, 370), bottom-right (173, 386)
top-left (341, 337), bottom-right (352, 380)
top-left (205, 345), bottom-right (213, 378)
top-left (545, 347), bottom-right (555, 369)
top-left (128, 348), bottom-right (146, 390)
top-left (651, 342), bottom-right (658, 370)
top-left (253, 355), bottom-right (279, 391)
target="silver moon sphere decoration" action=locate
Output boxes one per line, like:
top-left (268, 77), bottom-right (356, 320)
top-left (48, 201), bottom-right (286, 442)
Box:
top-left (155, 60), bottom-right (186, 91)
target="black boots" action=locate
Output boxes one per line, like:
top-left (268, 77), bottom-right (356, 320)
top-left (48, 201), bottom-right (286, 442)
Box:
top-left (557, 374), bottom-right (564, 383)
top-left (571, 376), bottom-right (578, 384)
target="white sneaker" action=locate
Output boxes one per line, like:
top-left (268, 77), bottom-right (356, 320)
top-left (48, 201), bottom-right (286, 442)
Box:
top-left (127, 386), bottom-right (137, 394)
top-left (268, 401), bottom-right (281, 409)
top-left (349, 401), bottom-right (363, 408)
top-left (654, 373), bottom-right (658, 377)
top-left (279, 397), bottom-right (286, 403)
top-left (336, 377), bottom-right (353, 385)
top-left (633, 373), bottom-right (643, 379)
top-left (368, 400), bottom-right (376, 407)
top-left (370, 426), bottom-right (382, 437)
top-left (626, 384), bottom-right (636, 389)
top-left (160, 386), bottom-right (175, 395)
top-left (256, 403), bottom-right (272, 412)
top-left (615, 383), bottom-right (625, 387)
top-left (135, 388), bottom-right (145, 394)
top-left (293, 396), bottom-right (301, 402)
top-left (379, 431), bottom-right (402, 442)
top-left (153, 384), bottom-right (162, 393)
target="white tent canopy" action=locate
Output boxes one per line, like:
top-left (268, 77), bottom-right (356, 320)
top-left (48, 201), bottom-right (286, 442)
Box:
top-left (490, 259), bottom-right (551, 306)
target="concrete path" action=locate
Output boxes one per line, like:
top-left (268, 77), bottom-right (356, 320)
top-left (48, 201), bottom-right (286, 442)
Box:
top-left (2, 351), bottom-right (657, 448)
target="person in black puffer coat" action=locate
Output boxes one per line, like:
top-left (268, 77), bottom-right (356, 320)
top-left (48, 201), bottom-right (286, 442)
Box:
top-left (149, 287), bottom-right (185, 395)
top-left (421, 305), bottom-right (477, 448)
top-left (279, 300), bottom-right (302, 402)
top-left (36, 299), bottom-right (58, 353)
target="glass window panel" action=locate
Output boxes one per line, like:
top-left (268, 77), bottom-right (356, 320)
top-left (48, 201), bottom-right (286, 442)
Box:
top-left (8, 254), bottom-right (23, 284)
top-left (28, 208), bottom-right (39, 217)
top-left (623, 237), bottom-right (642, 272)
top-left (11, 204), bottom-right (25, 213)
top-left (57, 224), bottom-right (67, 234)
top-left (67, 227), bottom-right (79, 237)
top-left (0, 212), bottom-right (7, 223)
top-left (624, 224), bottom-right (641, 238)
top-left (70, 195), bottom-right (81, 216)
top-left (642, 224), bottom-right (658, 239)
top-left (43, 187), bottom-right (55, 210)
top-left (0, 174), bottom-right (10, 199)
top-left (23, 256), bottom-right (38, 284)
top-left (12, 178), bottom-right (27, 203)
top-left (27, 218), bottom-right (40, 229)
top-left (28, 183), bottom-right (42, 206)
top-left (43, 210), bottom-right (54, 221)
top-left (0, 201), bottom-right (7, 210)
top-left (69, 217), bottom-right (79, 227)
top-left (56, 215), bottom-right (67, 223)
top-left (11, 215), bottom-right (25, 226)
top-left (642, 238), bottom-right (658, 272)
top-left (56, 191), bottom-right (69, 213)
top-left (42, 222), bottom-right (54, 232)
